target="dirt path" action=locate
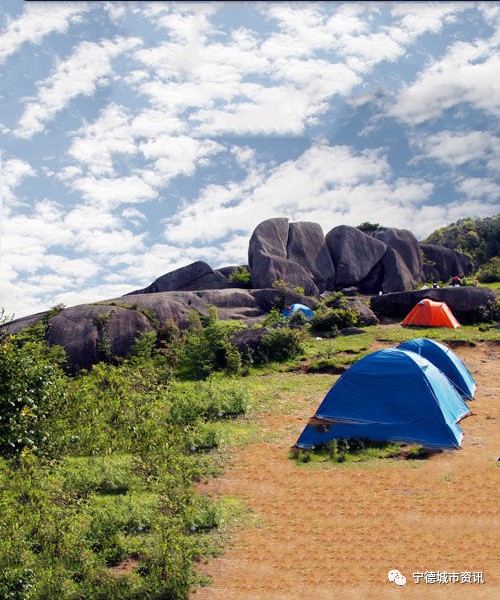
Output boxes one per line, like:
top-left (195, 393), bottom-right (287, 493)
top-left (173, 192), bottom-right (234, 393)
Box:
top-left (191, 342), bottom-right (499, 599)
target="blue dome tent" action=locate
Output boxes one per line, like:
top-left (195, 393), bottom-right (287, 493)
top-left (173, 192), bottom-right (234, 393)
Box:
top-left (295, 349), bottom-right (471, 450)
top-left (281, 303), bottom-right (314, 320)
top-left (396, 338), bottom-right (476, 400)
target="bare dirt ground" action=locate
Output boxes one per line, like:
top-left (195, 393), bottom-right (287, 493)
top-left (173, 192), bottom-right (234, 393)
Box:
top-left (191, 340), bottom-right (499, 600)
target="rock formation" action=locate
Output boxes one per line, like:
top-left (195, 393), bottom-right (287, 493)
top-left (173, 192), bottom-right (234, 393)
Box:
top-left (325, 225), bottom-right (386, 287)
top-left (420, 243), bottom-right (475, 282)
top-left (127, 261), bottom-right (239, 294)
top-left (4, 216), bottom-right (485, 371)
top-left (370, 287), bottom-right (495, 324)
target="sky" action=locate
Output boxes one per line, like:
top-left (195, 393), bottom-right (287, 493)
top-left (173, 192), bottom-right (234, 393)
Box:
top-left (0, 1), bottom-right (499, 319)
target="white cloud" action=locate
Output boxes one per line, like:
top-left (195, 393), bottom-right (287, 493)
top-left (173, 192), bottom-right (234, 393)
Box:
top-left (415, 130), bottom-right (500, 171)
top-left (389, 2), bottom-right (470, 42)
top-left (72, 175), bottom-right (157, 207)
top-left (0, 1), bottom-right (90, 64)
top-left (69, 104), bottom-right (137, 176)
top-left (458, 177), bottom-right (500, 201)
top-left (390, 37), bottom-right (500, 124)
top-left (16, 36), bottom-right (142, 138)
top-left (1, 157), bottom-right (36, 206)
top-left (139, 136), bottom-right (223, 182)
top-left (162, 143), bottom-right (437, 244)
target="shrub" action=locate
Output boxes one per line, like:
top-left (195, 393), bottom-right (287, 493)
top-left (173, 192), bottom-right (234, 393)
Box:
top-left (262, 308), bottom-right (285, 327)
top-left (0, 336), bottom-right (68, 458)
top-left (228, 266), bottom-right (252, 285)
top-left (261, 326), bottom-right (304, 362)
top-left (288, 310), bottom-right (309, 327)
top-left (477, 256), bottom-right (500, 283)
top-left (180, 306), bottom-right (242, 379)
top-left (310, 306), bottom-right (360, 335)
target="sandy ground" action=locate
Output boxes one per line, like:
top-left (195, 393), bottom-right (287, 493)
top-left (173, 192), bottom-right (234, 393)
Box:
top-left (191, 340), bottom-right (499, 600)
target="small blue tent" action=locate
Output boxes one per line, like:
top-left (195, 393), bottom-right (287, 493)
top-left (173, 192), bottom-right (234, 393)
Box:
top-left (281, 303), bottom-right (314, 320)
top-left (295, 349), bottom-right (471, 450)
top-left (396, 338), bottom-right (476, 400)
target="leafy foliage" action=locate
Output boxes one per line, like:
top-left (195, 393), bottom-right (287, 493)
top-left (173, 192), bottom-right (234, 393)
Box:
top-left (179, 307), bottom-right (242, 379)
top-left (356, 222), bottom-right (381, 233)
top-left (310, 306), bottom-right (361, 335)
top-left (260, 326), bottom-right (304, 362)
top-left (477, 256), bottom-right (500, 283)
top-left (228, 265), bottom-right (252, 285)
top-left (423, 214), bottom-right (500, 266)
top-left (0, 336), bottom-right (68, 458)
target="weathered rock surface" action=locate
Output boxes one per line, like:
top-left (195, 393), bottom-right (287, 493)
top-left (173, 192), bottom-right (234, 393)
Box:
top-left (325, 225), bottom-right (387, 287)
top-left (373, 227), bottom-right (423, 279)
top-left (370, 287), bottom-right (496, 324)
top-left (248, 218), bottom-right (319, 294)
top-left (46, 304), bottom-right (154, 371)
top-left (287, 222), bottom-right (336, 292)
top-left (379, 247), bottom-right (416, 293)
top-left (345, 299), bottom-right (379, 326)
top-left (420, 243), bottom-right (475, 282)
top-left (248, 217), bottom-right (290, 265)
top-left (127, 261), bottom-right (240, 294)
top-left (251, 289), bottom-right (318, 313)
top-left (121, 289), bottom-right (265, 327)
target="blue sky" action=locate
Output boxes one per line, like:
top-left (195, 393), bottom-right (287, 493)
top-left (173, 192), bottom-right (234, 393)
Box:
top-left (0, 1), bottom-right (499, 318)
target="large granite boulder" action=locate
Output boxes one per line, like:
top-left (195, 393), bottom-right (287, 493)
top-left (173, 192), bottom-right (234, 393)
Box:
top-left (46, 304), bottom-right (155, 371)
top-left (248, 218), bottom-right (289, 267)
top-left (345, 299), bottom-right (379, 325)
top-left (420, 243), bottom-right (475, 282)
top-left (248, 218), bottom-right (319, 294)
top-left (127, 261), bottom-right (240, 295)
top-left (252, 254), bottom-right (319, 295)
top-left (251, 288), bottom-right (318, 313)
top-left (286, 222), bottom-right (335, 292)
top-left (373, 227), bottom-right (423, 280)
top-left (120, 289), bottom-right (265, 327)
top-left (379, 247), bottom-right (416, 293)
top-left (370, 287), bottom-right (496, 324)
top-left (325, 225), bottom-right (387, 286)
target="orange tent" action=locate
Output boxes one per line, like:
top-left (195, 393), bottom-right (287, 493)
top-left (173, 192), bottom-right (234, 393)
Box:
top-left (401, 298), bottom-right (460, 328)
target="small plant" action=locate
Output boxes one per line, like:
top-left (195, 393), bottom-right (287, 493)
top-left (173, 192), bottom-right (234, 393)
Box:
top-left (228, 265), bottom-right (252, 285)
top-left (357, 222), bottom-right (381, 233)
top-left (262, 308), bottom-right (285, 327)
top-left (180, 306), bottom-right (242, 378)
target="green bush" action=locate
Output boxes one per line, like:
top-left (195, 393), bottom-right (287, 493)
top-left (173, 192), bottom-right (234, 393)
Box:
top-left (310, 306), bottom-right (360, 334)
top-left (262, 308), bottom-right (285, 327)
top-left (0, 337), bottom-right (68, 458)
top-left (261, 326), bottom-right (304, 362)
top-left (477, 256), bottom-right (500, 283)
top-left (179, 306), bottom-right (242, 379)
top-left (228, 265), bottom-right (252, 285)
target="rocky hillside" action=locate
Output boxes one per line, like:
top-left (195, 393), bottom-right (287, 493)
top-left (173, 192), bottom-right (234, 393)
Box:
top-left (4, 217), bottom-right (496, 371)
top-left (423, 214), bottom-right (499, 266)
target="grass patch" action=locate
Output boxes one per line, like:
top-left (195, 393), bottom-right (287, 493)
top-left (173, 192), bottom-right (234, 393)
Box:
top-left (290, 438), bottom-right (405, 466)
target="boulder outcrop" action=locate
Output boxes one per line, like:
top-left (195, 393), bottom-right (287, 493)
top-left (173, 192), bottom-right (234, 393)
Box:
top-left (373, 227), bottom-right (423, 280)
top-left (286, 222), bottom-right (336, 292)
top-left (127, 261), bottom-right (240, 294)
top-left (370, 287), bottom-right (496, 324)
top-left (4, 217), bottom-right (491, 372)
top-left (325, 225), bottom-right (386, 287)
top-left (46, 304), bottom-right (154, 371)
top-left (379, 247), bottom-right (416, 293)
top-left (420, 243), bottom-right (475, 282)
top-left (248, 218), bottom-right (319, 294)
